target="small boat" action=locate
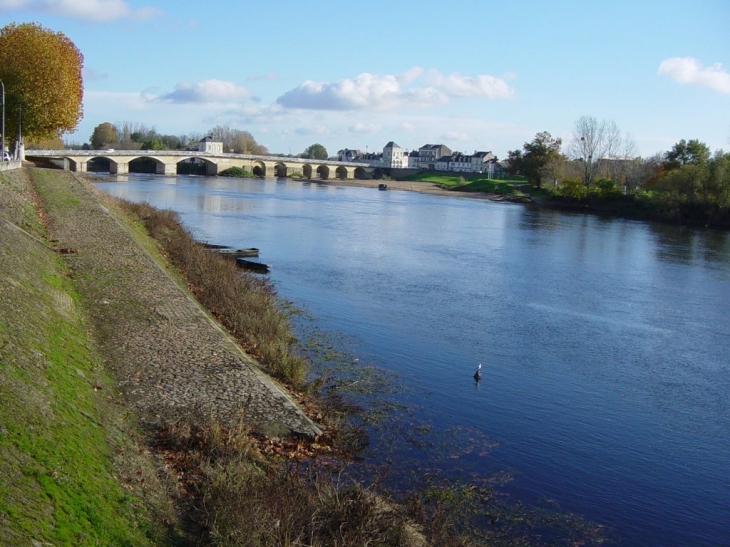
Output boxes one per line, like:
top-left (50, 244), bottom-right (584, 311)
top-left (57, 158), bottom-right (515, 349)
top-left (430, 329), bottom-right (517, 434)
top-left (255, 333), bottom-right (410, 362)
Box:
top-left (378, 183), bottom-right (388, 190)
top-left (235, 258), bottom-right (270, 273)
top-left (216, 247), bottom-right (260, 258)
top-left (473, 363), bottom-right (482, 381)
top-left (202, 243), bottom-right (261, 258)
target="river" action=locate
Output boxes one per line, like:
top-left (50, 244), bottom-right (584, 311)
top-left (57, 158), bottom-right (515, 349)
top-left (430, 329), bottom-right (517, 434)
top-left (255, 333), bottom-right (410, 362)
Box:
top-left (95, 174), bottom-right (730, 546)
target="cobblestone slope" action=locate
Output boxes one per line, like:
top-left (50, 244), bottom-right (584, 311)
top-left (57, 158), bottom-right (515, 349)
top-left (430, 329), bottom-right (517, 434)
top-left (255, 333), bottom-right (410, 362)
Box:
top-left (31, 169), bottom-right (320, 438)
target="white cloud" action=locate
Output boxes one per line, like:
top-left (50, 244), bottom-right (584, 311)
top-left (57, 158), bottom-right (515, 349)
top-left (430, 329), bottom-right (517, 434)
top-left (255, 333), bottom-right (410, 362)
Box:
top-left (397, 66), bottom-right (424, 84)
top-left (276, 67), bottom-right (515, 111)
top-left (277, 73), bottom-right (406, 111)
top-left (349, 123), bottom-right (381, 134)
top-left (159, 80), bottom-right (258, 104)
top-left (426, 70), bottom-right (515, 99)
top-left (0, 0), bottom-right (162, 21)
top-left (658, 57), bottom-right (730, 95)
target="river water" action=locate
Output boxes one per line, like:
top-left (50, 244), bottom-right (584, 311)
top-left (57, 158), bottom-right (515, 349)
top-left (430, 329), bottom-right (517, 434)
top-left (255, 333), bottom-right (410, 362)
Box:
top-left (95, 174), bottom-right (730, 546)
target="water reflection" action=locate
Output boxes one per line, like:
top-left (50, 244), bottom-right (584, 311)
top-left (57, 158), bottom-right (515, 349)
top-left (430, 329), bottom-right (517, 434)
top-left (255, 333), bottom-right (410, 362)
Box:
top-left (649, 223), bottom-right (730, 268)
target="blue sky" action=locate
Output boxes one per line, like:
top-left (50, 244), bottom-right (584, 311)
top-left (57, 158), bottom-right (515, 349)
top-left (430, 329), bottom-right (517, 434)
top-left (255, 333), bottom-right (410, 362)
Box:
top-left (1, 0), bottom-right (728, 158)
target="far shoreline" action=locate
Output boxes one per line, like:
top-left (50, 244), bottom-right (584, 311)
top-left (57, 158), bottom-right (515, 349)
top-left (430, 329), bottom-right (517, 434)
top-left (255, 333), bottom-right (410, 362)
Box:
top-left (300, 176), bottom-right (506, 201)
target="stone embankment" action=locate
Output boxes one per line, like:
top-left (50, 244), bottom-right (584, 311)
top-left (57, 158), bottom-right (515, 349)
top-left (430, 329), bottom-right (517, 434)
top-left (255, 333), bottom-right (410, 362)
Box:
top-left (32, 169), bottom-right (321, 438)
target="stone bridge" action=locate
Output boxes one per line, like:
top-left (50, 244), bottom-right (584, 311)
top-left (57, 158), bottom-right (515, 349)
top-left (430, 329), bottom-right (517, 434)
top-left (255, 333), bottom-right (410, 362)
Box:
top-left (25, 150), bottom-right (373, 180)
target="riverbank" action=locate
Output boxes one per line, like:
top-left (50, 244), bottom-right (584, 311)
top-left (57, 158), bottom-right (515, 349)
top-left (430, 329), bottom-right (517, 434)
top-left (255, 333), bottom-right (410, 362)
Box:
top-left (0, 168), bottom-right (436, 545)
top-left (311, 176), bottom-right (506, 200)
top-left (34, 168), bottom-right (321, 437)
top-left (328, 174), bottom-right (730, 229)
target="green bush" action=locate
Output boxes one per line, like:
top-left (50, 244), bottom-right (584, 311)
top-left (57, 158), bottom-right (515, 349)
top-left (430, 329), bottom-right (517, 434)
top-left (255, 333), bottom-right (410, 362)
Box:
top-left (557, 178), bottom-right (586, 199)
top-left (592, 178), bottom-right (621, 197)
top-left (219, 166), bottom-right (253, 178)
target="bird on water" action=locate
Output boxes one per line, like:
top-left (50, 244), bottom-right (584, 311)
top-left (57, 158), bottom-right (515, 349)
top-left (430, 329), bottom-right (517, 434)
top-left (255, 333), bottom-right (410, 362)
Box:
top-left (473, 363), bottom-right (482, 381)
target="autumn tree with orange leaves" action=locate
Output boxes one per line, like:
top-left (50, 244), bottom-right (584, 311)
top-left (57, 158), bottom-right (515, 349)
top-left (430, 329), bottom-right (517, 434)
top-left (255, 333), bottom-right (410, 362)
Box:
top-left (0, 23), bottom-right (84, 143)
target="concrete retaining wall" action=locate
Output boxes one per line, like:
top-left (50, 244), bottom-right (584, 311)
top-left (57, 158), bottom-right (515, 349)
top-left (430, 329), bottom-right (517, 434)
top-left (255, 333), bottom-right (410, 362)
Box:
top-left (0, 160), bottom-right (21, 172)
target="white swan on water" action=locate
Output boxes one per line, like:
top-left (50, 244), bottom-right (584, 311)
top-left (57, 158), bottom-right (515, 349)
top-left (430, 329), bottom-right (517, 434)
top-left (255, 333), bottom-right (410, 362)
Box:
top-left (473, 363), bottom-right (482, 380)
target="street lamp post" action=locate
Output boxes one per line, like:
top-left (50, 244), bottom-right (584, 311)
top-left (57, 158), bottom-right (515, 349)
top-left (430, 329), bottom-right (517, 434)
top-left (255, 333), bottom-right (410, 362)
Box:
top-left (16, 106), bottom-right (21, 160)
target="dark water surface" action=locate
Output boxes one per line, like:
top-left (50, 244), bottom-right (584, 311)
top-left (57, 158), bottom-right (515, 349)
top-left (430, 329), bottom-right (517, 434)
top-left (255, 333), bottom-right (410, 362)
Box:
top-left (96, 174), bottom-right (730, 546)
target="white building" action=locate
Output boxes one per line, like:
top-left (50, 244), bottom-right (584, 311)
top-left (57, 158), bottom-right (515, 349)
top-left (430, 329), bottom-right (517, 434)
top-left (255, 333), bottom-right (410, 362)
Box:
top-left (198, 136), bottom-right (223, 155)
top-left (433, 150), bottom-right (496, 173)
top-left (361, 152), bottom-right (383, 167)
top-left (338, 149), bottom-right (363, 162)
top-left (408, 150), bottom-right (420, 169)
top-left (382, 141), bottom-right (406, 168)
top-left (470, 151), bottom-right (496, 173)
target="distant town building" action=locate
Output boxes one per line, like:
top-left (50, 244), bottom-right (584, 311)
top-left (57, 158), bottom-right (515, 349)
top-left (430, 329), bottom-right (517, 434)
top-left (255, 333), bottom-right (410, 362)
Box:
top-left (382, 141), bottom-right (407, 168)
top-left (432, 150), bottom-right (497, 173)
top-left (198, 136), bottom-right (223, 155)
top-left (337, 148), bottom-right (363, 162)
top-left (417, 144), bottom-right (452, 169)
top-left (360, 152), bottom-right (383, 167)
top-left (337, 142), bottom-right (500, 174)
top-left (408, 150), bottom-right (420, 169)
top-left (470, 151), bottom-right (496, 173)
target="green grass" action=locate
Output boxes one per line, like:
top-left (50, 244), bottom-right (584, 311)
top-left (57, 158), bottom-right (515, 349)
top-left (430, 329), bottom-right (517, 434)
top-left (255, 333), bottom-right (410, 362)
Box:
top-left (400, 171), bottom-right (527, 186)
top-left (452, 179), bottom-right (518, 194)
top-left (399, 171), bottom-right (528, 196)
top-left (0, 264), bottom-right (155, 546)
top-left (0, 171), bottom-right (158, 546)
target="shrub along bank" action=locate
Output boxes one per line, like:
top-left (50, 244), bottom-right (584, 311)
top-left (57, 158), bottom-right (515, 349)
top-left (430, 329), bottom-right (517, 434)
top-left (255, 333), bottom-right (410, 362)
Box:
top-left (399, 170), bottom-right (730, 228)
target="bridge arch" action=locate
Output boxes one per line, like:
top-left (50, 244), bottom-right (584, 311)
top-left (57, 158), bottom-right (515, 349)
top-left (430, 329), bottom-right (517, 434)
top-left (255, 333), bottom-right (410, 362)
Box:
top-left (252, 161), bottom-right (266, 177)
top-left (129, 156), bottom-right (161, 173)
top-left (335, 166), bottom-right (349, 180)
top-left (176, 157), bottom-right (208, 175)
top-left (274, 162), bottom-right (287, 177)
top-left (317, 165), bottom-right (330, 179)
top-left (354, 167), bottom-right (367, 180)
top-left (81, 156), bottom-right (111, 172)
top-left (83, 155), bottom-right (134, 174)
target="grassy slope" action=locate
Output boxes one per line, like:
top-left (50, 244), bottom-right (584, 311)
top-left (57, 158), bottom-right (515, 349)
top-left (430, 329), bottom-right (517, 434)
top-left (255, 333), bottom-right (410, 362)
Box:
top-left (0, 170), bottom-right (160, 546)
top-left (398, 171), bottom-right (528, 195)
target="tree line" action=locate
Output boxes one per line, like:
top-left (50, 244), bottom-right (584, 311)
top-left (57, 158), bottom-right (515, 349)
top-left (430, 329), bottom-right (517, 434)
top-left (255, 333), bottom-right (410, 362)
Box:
top-left (84, 122), bottom-right (330, 159)
top-left (83, 122), bottom-right (269, 155)
top-left (506, 116), bottom-right (730, 227)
